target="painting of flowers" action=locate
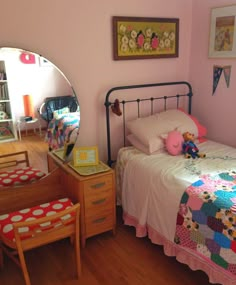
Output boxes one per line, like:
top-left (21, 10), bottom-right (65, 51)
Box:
top-left (112, 16), bottom-right (179, 60)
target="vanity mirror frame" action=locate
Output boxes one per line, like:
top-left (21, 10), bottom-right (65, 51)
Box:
top-left (0, 47), bottom-right (80, 159)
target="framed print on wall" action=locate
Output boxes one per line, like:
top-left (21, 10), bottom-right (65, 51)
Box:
top-left (112, 16), bottom-right (179, 60)
top-left (73, 146), bottom-right (99, 167)
top-left (209, 5), bottom-right (236, 58)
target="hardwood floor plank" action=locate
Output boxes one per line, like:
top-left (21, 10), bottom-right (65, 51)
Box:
top-left (0, 132), bottom-right (49, 174)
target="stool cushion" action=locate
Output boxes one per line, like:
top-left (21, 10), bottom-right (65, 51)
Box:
top-left (0, 167), bottom-right (46, 187)
top-left (0, 198), bottom-right (74, 242)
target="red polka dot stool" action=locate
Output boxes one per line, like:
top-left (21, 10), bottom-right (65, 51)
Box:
top-left (0, 167), bottom-right (46, 187)
top-left (0, 198), bottom-right (81, 285)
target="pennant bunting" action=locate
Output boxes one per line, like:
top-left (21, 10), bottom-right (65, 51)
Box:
top-left (213, 65), bottom-right (223, 95)
top-left (223, 65), bottom-right (231, 88)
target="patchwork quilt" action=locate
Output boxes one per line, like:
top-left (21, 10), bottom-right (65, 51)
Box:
top-left (175, 171), bottom-right (236, 275)
top-left (46, 113), bottom-right (80, 150)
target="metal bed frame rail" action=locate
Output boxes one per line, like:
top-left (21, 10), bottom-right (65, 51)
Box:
top-left (104, 81), bottom-right (193, 167)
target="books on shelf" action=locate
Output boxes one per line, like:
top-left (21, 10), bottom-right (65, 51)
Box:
top-left (0, 83), bottom-right (9, 100)
top-left (0, 72), bottom-right (6, 80)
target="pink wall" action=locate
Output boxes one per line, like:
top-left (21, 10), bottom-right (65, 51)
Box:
top-left (1, 0), bottom-right (195, 161)
top-left (190, 0), bottom-right (236, 147)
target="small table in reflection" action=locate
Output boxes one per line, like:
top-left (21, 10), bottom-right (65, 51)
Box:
top-left (17, 117), bottom-right (42, 141)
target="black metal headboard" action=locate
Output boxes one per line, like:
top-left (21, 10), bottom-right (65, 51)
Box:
top-left (104, 81), bottom-right (193, 167)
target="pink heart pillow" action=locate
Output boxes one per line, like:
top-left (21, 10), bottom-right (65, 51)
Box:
top-left (164, 130), bottom-right (184, 156)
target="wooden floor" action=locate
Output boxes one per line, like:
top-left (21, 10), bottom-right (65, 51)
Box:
top-left (0, 131), bottom-right (49, 174)
top-left (0, 136), bottom-right (217, 285)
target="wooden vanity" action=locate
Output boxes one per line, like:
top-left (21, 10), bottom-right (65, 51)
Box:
top-left (47, 152), bottom-right (116, 247)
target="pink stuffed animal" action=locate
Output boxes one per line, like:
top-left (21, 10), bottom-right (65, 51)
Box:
top-left (163, 130), bottom-right (184, 156)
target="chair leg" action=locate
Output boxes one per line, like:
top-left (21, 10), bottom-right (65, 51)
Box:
top-left (0, 246), bottom-right (3, 269)
top-left (70, 236), bottom-right (74, 245)
top-left (75, 235), bottom-right (81, 277)
top-left (17, 248), bottom-right (31, 285)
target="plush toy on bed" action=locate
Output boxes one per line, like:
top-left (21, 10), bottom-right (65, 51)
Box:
top-left (163, 129), bottom-right (184, 156)
top-left (182, 131), bottom-right (206, 159)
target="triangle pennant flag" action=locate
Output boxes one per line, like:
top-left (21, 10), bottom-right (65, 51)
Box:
top-left (213, 65), bottom-right (223, 95)
top-left (223, 65), bottom-right (231, 88)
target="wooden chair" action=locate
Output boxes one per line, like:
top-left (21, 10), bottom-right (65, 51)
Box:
top-left (0, 150), bottom-right (29, 170)
top-left (0, 200), bottom-right (81, 285)
top-left (0, 151), bottom-right (46, 187)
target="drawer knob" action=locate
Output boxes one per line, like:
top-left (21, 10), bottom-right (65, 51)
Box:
top-left (91, 182), bottom-right (105, 189)
top-left (92, 217), bottom-right (106, 224)
top-left (92, 198), bottom-right (106, 205)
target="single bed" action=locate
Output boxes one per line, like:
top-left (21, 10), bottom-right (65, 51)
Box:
top-left (104, 81), bottom-right (236, 285)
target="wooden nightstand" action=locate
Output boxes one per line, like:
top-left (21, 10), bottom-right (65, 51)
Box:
top-left (47, 149), bottom-right (65, 172)
top-left (47, 152), bottom-right (116, 247)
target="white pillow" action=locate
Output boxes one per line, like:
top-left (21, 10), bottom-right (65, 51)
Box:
top-left (158, 109), bottom-right (198, 138)
top-left (126, 114), bottom-right (175, 147)
top-left (126, 109), bottom-right (207, 153)
top-left (127, 134), bottom-right (163, 155)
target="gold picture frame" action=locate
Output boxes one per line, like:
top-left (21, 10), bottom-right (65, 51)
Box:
top-left (73, 146), bottom-right (99, 167)
top-left (209, 5), bottom-right (236, 58)
top-left (112, 16), bottom-right (179, 60)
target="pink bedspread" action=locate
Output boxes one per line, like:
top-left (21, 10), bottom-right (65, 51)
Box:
top-left (124, 211), bottom-right (236, 285)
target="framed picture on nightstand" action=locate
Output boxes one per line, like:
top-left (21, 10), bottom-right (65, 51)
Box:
top-left (73, 146), bottom-right (99, 167)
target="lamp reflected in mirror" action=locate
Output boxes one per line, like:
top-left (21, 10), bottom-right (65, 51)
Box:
top-left (0, 47), bottom-right (80, 171)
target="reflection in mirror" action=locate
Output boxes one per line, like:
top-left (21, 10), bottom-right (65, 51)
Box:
top-left (0, 47), bottom-right (80, 173)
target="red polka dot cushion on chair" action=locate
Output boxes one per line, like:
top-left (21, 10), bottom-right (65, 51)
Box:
top-left (0, 198), bottom-right (74, 243)
top-left (0, 167), bottom-right (46, 187)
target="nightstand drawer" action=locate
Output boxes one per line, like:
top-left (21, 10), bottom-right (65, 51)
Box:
top-left (85, 209), bottom-right (114, 237)
top-left (84, 190), bottom-right (113, 211)
top-left (83, 175), bottom-right (113, 196)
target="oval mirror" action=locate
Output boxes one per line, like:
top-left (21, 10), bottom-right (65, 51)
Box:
top-left (0, 47), bottom-right (80, 172)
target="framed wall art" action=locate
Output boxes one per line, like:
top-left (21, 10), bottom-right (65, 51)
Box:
top-left (73, 146), bottom-right (99, 167)
top-left (209, 5), bottom-right (236, 58)
top-left (112, 16), bottom-right (179, 60)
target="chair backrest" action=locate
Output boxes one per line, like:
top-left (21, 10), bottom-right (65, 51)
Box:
top-left (0, 151), bottom-right (30, 170)
top-left (1, 202), bottom-right (81, 285)
top-left (39, 95), bottom-right (79, 123)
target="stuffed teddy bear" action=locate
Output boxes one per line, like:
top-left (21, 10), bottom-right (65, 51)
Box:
top-left (182, 132), bottom-right (206, 159)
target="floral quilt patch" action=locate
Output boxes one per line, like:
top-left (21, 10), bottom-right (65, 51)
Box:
top-left (175, 170), bottom-right (236, 275)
